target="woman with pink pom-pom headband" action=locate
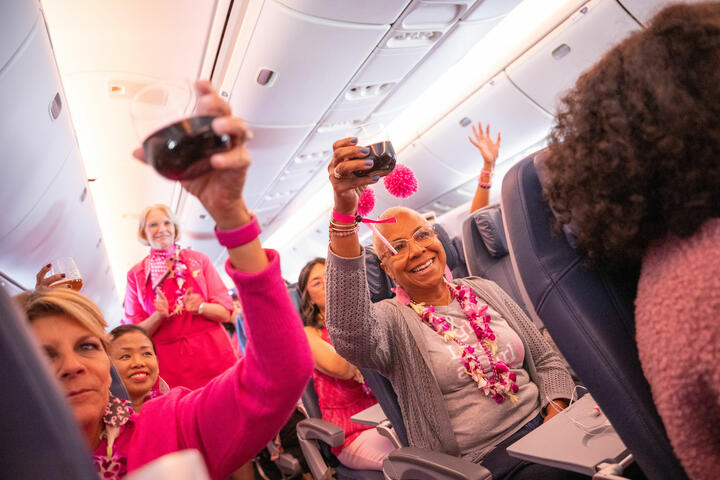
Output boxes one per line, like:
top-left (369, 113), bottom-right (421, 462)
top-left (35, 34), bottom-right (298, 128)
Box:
top-left (323, 136), bottom-right (577, 479)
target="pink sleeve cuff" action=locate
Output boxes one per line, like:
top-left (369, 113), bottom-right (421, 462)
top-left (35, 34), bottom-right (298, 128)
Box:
top-left (224, 249), bottom-right (282, 294)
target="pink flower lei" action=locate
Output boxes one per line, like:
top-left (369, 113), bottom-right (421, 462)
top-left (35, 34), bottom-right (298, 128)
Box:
top-left (409, 281), bottom-right (519, 405)
top-left (165, 248), bottom-right (189, 316)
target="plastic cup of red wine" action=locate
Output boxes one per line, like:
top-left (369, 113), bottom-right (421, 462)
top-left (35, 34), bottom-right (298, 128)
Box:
top-left (353, 140), bottom-right (396, 177)
top-left (350, 123), bottom-right (396, 177)
top-left (131, 80), bottom-right (232, 181)
top-left (142, 116), bottom-right (231, 181)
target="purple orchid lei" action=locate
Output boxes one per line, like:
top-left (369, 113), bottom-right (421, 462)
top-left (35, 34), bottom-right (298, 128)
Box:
top-left (409, 281), bottom-right (519, 405)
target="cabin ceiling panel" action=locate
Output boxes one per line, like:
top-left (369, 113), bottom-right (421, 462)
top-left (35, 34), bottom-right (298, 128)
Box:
top-left (0, 18), bottom-right (74, 240)
top-left (616, 0), bottom-right (707, 25)
top-left (0, 145), bottom-right (119, 318)
top-left (420, 72), bottom-right (553, 177)
top-left (242, 124), bottom-right (314, 199)
top-left (40, 0), bottom-right (219, 80)
top-left (0, 0), bottom-right (38, 71)
top-left (375, 15), bottom-right (505, 115)
top-left (225, 1), bottom-right (389, 126)
top-left (462, 0), bottom-right (523, 21)
top-left (505, 0), bottom-right (641, 115)
top-left (274, 0), bottom-right (411, 25)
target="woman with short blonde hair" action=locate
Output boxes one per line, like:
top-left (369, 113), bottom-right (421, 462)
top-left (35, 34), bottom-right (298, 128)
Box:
top-left (124, 202), bottom-right (237, 389)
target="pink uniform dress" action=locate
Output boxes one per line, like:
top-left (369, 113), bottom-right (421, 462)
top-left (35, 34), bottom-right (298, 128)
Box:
top-left (312, 327), bottom-right (378, 455)
top-left (124, 247), bottom-right (237, 390)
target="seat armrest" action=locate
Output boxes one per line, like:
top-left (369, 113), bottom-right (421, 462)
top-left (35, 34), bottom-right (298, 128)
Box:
top-left (376, 419), bottom-right (403, 449)
top-left (296, 418), bottom-right (345, 447)
top-left (383, 447), bottom-right (491, 480)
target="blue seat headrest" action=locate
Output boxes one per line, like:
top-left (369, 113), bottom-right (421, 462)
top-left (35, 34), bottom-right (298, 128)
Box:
top-left (472, 205), bottom-right (509, 258)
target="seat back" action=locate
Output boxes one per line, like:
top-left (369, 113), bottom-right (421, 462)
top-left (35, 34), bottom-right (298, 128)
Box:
top-left (500, 153), bottom-right (688, 480)
top-left (0, 286), bottom-right (98, 479)
top-left (361, 369), bottom-right (409, 447)
top-left (461, 204), bottom-right (531, 320)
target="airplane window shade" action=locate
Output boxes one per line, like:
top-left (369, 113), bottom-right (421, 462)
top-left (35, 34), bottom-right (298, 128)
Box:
top-left (505, 0), bottom-right (642, 114)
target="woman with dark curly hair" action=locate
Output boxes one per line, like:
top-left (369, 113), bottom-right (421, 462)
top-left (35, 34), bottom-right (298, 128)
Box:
top-left (298, 257), bottom-right (394, 471)
top-left (542, 3), bottom-right (720, 478)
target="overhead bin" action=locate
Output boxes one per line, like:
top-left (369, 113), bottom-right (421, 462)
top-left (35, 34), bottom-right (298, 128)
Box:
top-left (505, 0), bottom-right (641, 114)
top-left (0, 0), bottom-right (38, 71)
top-left (370, 141), bottom-right (468, 216)
top-left (419, 72), bottom-right (553, 176)
top-left (396, 0), bottom-right (474, 30)
top-left (0, 16), bottom-right (75, 239)
top-left (226, 0), bottom-right (388, 126)
top-left (0, 144), bottom-right (118, 316)
top-left (274, 0), bottom-right (411, 25)
top-left (616, 0), bottom-right (705, 25)
top-left (242, 123), bottom-right (314, 199)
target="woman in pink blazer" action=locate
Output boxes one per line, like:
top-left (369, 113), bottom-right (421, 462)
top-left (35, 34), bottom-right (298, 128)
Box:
top-left (124, 206), bottom-right (236, 389)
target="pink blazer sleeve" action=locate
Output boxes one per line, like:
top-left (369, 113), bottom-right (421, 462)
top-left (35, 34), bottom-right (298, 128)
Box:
top-left (123, 267), bottom-right (149, 325)
top-left (133, 249), bottom-right (313, 479)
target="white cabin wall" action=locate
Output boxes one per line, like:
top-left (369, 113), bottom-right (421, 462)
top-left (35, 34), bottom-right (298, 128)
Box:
top-left (0, 0), bottom-right (120, 321)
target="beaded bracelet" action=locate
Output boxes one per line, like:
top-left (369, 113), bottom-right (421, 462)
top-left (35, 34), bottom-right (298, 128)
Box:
top-left (329, 224), bottom-right (359, 237)
top-left (478, 182), bottom-right (492, 189)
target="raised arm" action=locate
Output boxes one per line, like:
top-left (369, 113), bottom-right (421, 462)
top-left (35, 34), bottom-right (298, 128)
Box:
top-left (468, 121), bottom-right (500, 214)
top-left (322, 137), bottom-right (397, 374)
top-left (304, 327), bottom-right (360, 381)
top-left (131, 80), bottom-right (313, 479)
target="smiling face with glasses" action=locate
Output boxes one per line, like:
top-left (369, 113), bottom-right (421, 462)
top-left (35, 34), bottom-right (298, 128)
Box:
top-left (376, 208), bottom-right (449, 304)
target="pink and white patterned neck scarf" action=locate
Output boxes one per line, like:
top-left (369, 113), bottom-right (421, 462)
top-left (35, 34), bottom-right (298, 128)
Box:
top-left (147, 244), bottom-right (176, 290)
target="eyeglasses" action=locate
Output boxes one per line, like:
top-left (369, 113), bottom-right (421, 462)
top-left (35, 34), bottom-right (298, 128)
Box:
top-left (380, 225), bottom-right (436, 261)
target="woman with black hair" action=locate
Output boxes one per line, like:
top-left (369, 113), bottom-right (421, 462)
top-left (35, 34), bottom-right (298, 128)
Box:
top-left (298, 257), bottom-right (394, 471)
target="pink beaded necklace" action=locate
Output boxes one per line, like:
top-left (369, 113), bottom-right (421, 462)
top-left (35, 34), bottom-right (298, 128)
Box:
top-left (409, 281), bottom-right (519, 405)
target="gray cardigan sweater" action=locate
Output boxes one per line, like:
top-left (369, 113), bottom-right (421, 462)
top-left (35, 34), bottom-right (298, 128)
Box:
top-left (325, 249), bottom-right (575, 461)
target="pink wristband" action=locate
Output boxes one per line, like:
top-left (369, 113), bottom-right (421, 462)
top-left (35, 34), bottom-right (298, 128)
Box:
top-left (214, 215), bottom-right (261, 248)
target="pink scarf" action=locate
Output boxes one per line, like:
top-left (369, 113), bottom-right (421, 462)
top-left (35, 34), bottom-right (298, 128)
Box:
top-left (147, 244), bottom-right (177, 290)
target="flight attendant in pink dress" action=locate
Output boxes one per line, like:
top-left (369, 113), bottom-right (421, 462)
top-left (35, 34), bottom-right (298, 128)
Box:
top-left (124, 204), bottom-right (237, 390)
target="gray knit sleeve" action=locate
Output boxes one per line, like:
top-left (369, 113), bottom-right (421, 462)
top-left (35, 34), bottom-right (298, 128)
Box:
top-left (324, 248), bottom-right (395, 375)
top-left (495, 285), bottom-right (575, 409)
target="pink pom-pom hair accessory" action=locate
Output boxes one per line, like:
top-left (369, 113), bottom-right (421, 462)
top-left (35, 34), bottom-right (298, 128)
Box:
top-left (384, 163), bottom-right (418, 199)
top-left (357, 188), bottom-right (376, 217)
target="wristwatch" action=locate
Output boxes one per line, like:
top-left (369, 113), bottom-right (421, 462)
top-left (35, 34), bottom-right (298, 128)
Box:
top-left (198, 303), bottom-right (205, 315)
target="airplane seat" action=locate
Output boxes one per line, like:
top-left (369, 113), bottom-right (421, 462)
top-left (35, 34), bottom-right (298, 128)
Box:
top-left (433, 222), bottom-right (470, 280)
top-left (499, 152), bottom-right (688, 480)
top-left (110, 364), bottom-right (131, 401)
top-left (460, 204), bottom-right (531, 319)
top-left (287, 282), bottom-right (302, 312)
top-left (0, 285), bottom-right (98, 479)
top-left (297, 378), bottom-right (384, 480)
